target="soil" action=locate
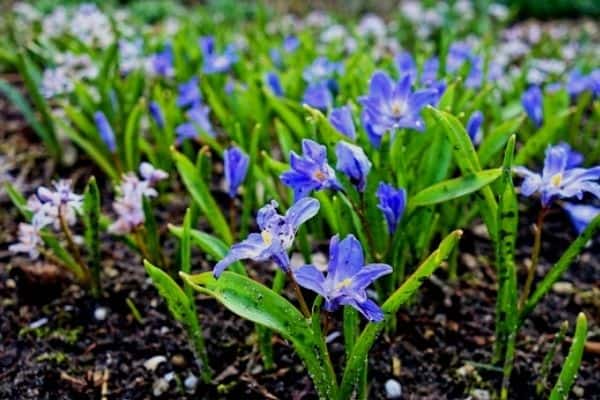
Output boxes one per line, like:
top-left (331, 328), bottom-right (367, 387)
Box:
top-left (1, 76), bottom-right (599, 400)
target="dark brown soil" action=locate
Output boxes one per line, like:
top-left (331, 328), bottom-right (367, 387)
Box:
top-left (1, 77), bottom-right (599, 400)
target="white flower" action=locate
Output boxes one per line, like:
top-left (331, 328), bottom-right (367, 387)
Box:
top-left (42, 6), bottom-right (68, 37)
top-left (320, 25), bottom-right (347, 43)
top-left (9, 222), bottom-right (43, 259)
top-left (119, 39), bottom-right (146, 74)
top-left (357, 14), bottom-right (387, 39)
top-left (70, 4), bottom-right (114, 48)
top-left (109, 163), bottom-right (167, 235)
top-left (34, 180), bottom-right (83, 229)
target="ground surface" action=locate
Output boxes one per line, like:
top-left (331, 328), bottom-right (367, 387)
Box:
top-left (1, 75), bottom-right (599, 400)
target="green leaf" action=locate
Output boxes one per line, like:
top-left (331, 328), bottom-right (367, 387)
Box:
top-left (266, 91), bottom-right (306, 138)
top-left (549, 313), bottom-right (588, 400)
top-left (83, 177), bottom-right (101, 297)
top-left (339, 231), bottom-right (462, 399)
top-left (172, 149), bottom-right (233, 244)
top-left (478, 115), bottom-right (525, 166)
top-left (182, 271), bottom-right (338, 399)
top-left (41, 232), bottom-right (86, 281)
top-left (425, 106), bottom-right (499, 241)
top-left (0, 79), bottom-right (54, 153)
top-left (124, 98), bottom-right (145, 171)
top-left (56, 119), bottom-right (119, 181)
top-left (409, 168), bottom-right (502, 209)
top-left (15, 50), bottom-right (60, 159)
top-left (144, 261), bottom-right (211, 382)
top-left (520, 213), bottom-right (600, 321)
top-left (5, 182), bottom-right (33, 220)
top-left (143, 196), bottom-right (163, 267)
top-left (495, 137), bottom-right (520, 394)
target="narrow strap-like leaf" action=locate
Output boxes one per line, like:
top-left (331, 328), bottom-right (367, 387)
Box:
top-left (549, 313), bottom-right (588, 400)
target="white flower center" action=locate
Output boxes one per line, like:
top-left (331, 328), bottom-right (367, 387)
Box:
top-left (213, 56), bottom-right (229, 69)
top-left (390, 99), bottom-right (407, 117)
top-left (313, 170), bottom-right (327, 182)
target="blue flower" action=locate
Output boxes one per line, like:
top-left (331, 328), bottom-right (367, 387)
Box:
top-left (335, 141), bottom-right (371, 192)
top-left (466, 111), bottom-right (484, 145)
top-left (360, 71), bottom-right (437, 145)
top-left (303, 82), bottom-right (333, 110)
top-left (294, 234), bottom-right (392, 322)
top-left (303, 56), bottom-right (342, 84)
top-left (175, 102), bottom-right (215, 143)
top-left (421, 57), bottom-right (439, 86)
top-left (265, 72), bottom-right (284, 97)
top-left (177, 77), bottom-right (202, 109)
top-left (200, 36), bottom-right (237, 74)
top-left (562, 203), bottom-right (600, 234)
top-left (224, 146), bottom-right (249, 198)
top-left (283, 35), bottom-right (300, 53)
top-left (149, 101), bottom-right (164, 128)
top-left (447, 42), bottom-right (483, 88)
top-left (151, 44), bottom-right (174, 77)
top-left (376, 182), bottom-right (407, 234)
top-left (522, 85), bottom-right (543, 127)
top-left (94, 111), bottom-right (116, 152)
top-left (555, 142), bottom-right (584, 168)
top-left (269, 48), bottom-right (282, 68)
top-left (395, 51), bottom-right (417, 84)
top-left (213, 198), bottom-right (320, 277)
top-left (329, 106), bottom-right (356, 140)
top-left (199, 36), bottom-right (215, 56)
top-left (281, 139), bottom-right (341, 200)
top-left (514, 143), bottom-right (600, 207)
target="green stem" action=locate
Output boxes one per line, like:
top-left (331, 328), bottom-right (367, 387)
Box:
top-left (519, 207), bottom-right (547, 309)
top-left (58, 206), bottom-right (90, 286)
top-left (287, 270), bottom-right (311, 319)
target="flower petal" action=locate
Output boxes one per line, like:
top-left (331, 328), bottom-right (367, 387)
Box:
top-left (294, 264), bottom-right (327, 298)
top-left (213, 233), bottom-right (268, 277)
top-left (285, 197), bottom-right (320, 230)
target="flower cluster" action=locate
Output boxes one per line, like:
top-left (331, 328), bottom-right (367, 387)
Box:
top-left (108, 163), bottom-right (168, 235)
top-left (41, 53), bottom-right (98, 98)
top-left (9, 180), bottom-right (83, 259)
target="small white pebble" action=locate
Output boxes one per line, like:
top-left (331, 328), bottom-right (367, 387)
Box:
top-left (471, 389), bottom-right (491, 400)
top-left (144, 355), bottom-right (167, 371)
top-left (94, 307), bottom-right (108, 321)
top-left (29, 318), bottom-right (48, 329)
top-left (385, 378), bottom-right (402, 399)
top-left (325, 331), bottom-right (341, 343)
top-left (152, 378), bottom-right (169, 397)
top-left (552, 282), bottom-right (575, 295)
top-left (184, 374), bottom-right (198, 393)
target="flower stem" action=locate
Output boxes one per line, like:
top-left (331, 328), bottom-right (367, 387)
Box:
top-left (287, 270), bottom-right (311, 318)
top-left (229, 197), bottom-right (237, 238)
top-left (519, 207), bottom-right (548, 310)
top-left (133, 227), bottom-right (152, 262)
top-left (348, 193), bottom-right (380, 262)
top-left (58, 206), bottom-right (90, 285)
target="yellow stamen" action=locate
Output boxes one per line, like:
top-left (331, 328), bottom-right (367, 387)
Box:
top-left (550, 173), bottom-right (562, 187)
top-left (336, 278), bottom-right (353, 289)
top-left (261, 230), bottom-right (273, 245)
